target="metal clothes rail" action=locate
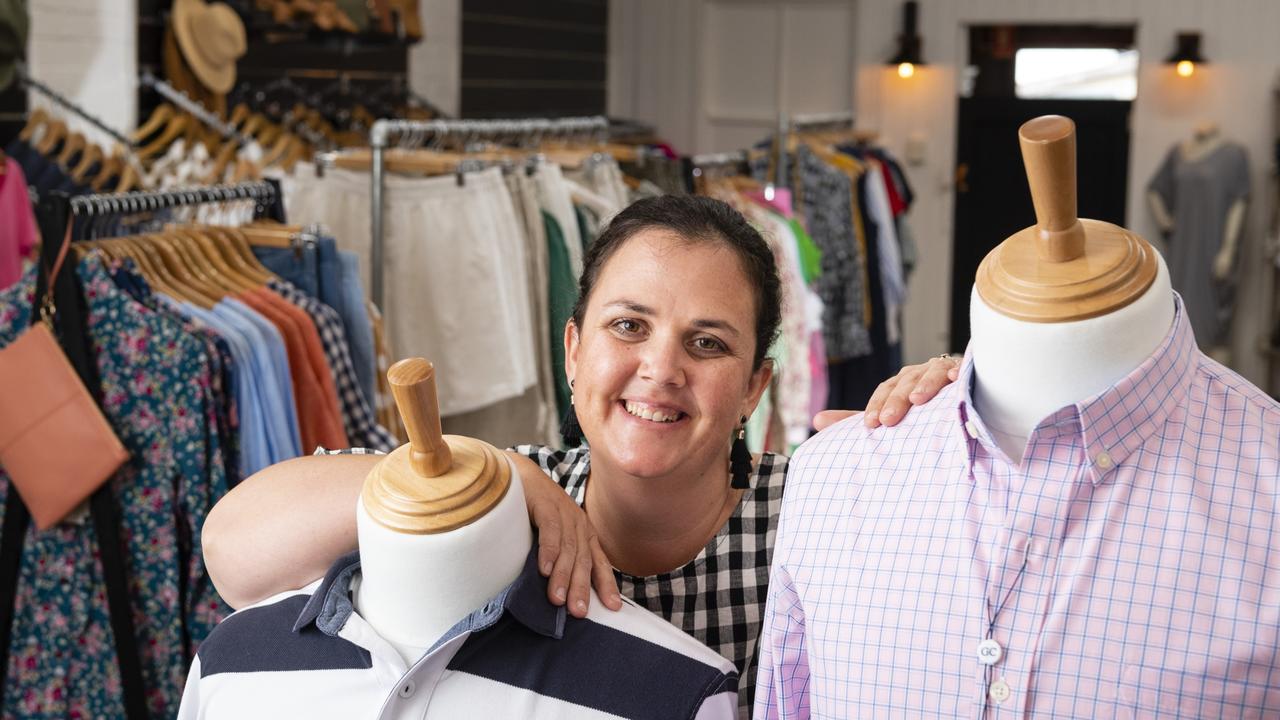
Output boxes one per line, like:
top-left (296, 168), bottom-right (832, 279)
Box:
top-left (140, 71), bottom-right (248, 144)
top-left (69, 180), bottom-right (277, 217)
top-left (362, 115), bottom-right (609, 307)
top-left (16, 63), bottom-right (135, 148)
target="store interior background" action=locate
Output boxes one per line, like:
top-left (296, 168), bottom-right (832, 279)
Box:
top-left (17, 0), bottom-right (1279, 390)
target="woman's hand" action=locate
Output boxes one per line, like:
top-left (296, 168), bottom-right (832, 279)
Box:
top-left (507, 453), bottom-right (623, 618)
top-left (813, 355), bottom-right (962, 431)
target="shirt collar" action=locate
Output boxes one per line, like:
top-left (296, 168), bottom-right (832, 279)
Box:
top-left (954, 293), bottom-right (1197, 485)
top-left (292, 541), bottom-right (565, 641)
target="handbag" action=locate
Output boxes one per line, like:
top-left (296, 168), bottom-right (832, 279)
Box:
top-left (0, 226), bottom-right (128, 530)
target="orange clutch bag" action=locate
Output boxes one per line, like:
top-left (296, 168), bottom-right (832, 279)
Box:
top-left (0, 229), bottom-right (128, 530)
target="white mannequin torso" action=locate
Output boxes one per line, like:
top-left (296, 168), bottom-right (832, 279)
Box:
top-left (354, 458), bottom-right (532, 666)
top-left (968, 255), bottom-right (1176, 463)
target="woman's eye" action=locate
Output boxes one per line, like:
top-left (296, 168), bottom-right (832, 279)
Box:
top-left (693, 336), bottom-right (727, 353)
top-left (611, 319), bottom-right (642, 334)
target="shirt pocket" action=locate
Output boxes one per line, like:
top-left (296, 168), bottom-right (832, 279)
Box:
top-left (1120, 665), bottom-right (1266, 719)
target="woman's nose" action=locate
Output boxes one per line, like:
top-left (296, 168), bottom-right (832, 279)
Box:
top-left (638, 337), bottom-right (687, 387)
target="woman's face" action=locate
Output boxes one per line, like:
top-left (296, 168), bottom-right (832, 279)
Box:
top-left (565, 229), bottom-right (772, 482)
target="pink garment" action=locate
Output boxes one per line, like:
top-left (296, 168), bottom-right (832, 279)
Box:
top-left (745, 187), bottom-right (794, 219)
top-left (757, 295), bottom-right (1280, 718)
top-left (807, 332), bottom-right (828, 420)
top-left (0, 159), bottom-right (38, 289)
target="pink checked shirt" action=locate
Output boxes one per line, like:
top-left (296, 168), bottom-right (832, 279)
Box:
top-left (757, 296), bottom-right (1280, 718)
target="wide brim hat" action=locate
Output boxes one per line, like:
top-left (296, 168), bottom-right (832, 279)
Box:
top-left (0, 0), bottom-right (29, 91)
top-left (172, 0), bottom-right (246, 94)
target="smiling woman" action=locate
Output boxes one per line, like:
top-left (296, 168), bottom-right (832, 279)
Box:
top-left (198, 195), bottom-right (959, 716)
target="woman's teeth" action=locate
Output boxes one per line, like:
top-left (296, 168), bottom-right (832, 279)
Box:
top-left (624, 401), bottom-right (682, 423)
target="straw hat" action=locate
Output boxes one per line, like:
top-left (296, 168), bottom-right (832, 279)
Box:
top-left (172, 0), bottom-right (246, 94)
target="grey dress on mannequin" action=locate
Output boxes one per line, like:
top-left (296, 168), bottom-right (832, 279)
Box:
top-left (1147, 141), bottom-right (1249, 347)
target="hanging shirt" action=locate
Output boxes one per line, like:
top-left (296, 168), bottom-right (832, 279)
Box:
top-left (168, 297), bottom-right (273, 478)
top-left (216, 298), bottom-right (304, 462)
top-left (179, 545), bottom-right (739, 720)
top-left (0, 255), bottom-right (229, 719)
top-left (756, 295), bottom-right (1280, 718)
top-left (0, 158), bottom-right (38, 289)
top-left (268, 279), bottom-right (396, 453)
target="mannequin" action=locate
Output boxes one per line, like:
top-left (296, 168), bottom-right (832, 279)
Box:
top-left (1146, 121), bottom-right (1247, 363)
top-left (353, 356), bottom-right (527, 661)
top-left (968, 260), bottom-right (1173, 463)
top-left (756, 114), bottom-right (1280, 719)
top-left (354, 359), bottom-right (530, 664)
top-left (181, 358), bottom-right (740, 720)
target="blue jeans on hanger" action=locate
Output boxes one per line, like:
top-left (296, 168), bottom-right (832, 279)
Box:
top-left (253, 244), bottom-right (320, 299)
top-left (338, 251), bottom-right (377, 408)
top-left (315, 235), bottom-right (345, 320)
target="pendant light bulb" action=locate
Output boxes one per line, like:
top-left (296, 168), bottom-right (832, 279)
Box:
top-left (1176, 60), bottom-right (1195, 77)
top-left (898, 62), bottom-right (916, 79)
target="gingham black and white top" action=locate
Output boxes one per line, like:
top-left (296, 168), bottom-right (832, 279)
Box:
top-left (511, 445), bottom-right (787, 716)
top-left (317, 444), bottom-right (787, 716)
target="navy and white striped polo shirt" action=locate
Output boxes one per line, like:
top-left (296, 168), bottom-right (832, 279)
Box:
top-left (178, 545), bottom-right (739, 719)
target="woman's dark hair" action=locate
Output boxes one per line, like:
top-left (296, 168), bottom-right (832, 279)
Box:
top-left (570, 195), bottom-right (782, 371)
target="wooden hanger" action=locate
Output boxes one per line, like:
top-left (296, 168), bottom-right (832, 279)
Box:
top-left (137, 113), bottom-right (191, 160)
top-left (35, 119), bottom-right (68, 155)
top-left (158, 230), bottom-right (230, 303)
top-left (229, 103), bottom-right (252, 131)
top-left (70, 142), bottom-right (104, 184)
top-left (55, 131), bottom-right (87, 168)
top-left (218, 226), bottom-right (279, 283)
top-left (18, 107), bottom-right (50, 143)
top-left (133, 104), bottom-right (176, 144)
top-left (260, 131), bottom-right (296, 168)
top-left (975, 115), bottom-right (1157, 323)
top-left (205, 226), bottom-right (275, 285)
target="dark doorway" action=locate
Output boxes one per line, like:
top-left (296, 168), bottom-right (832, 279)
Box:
top-left (949, 25), bottom-right (1134, 353)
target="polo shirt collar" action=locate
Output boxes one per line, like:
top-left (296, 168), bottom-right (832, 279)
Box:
top-left (953, 293), bottom-right (1197, 485)
top-left (292, 541), bottom-right (566, 641)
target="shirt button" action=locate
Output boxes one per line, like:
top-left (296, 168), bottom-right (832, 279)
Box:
top-left (965, 420), bottom-right (980, 439)
top-left (1095, 451), bottom-right (1114, 470)
top-left (989, 678), bottom-right (1011, 704)
top-left (398, 680), bottom-right (416, 698)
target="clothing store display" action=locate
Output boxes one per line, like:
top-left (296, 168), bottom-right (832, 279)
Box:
top-left (172, 0), bottom-right (247, 94)
top-left (0, 158), bottom-right (37, 288)
top-left (1147, 141), bottom-right (1250, 347)
top-left (757, 296), bottom-right (1280, 717)
top-left (179, 545), bottom-right (739, 720)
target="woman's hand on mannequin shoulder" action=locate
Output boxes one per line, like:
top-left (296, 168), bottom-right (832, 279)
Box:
top-left (506, 452), bottom-right (623, 618)
top-left (813, 354), bottom-right (962, 431)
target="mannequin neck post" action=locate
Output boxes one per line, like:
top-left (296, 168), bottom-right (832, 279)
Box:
top-left (967, 255), bottom-right (1176, 464)
top-left (353, 463), bottom-right (533, 666)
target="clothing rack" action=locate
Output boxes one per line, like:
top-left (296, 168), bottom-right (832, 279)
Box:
top-left (69, 180), bottom-right (278, 217)
top-left (16, 62), bottom-right (135, 149)
top-left (140, 71), bottom-right (247, 144)
top-left (360, 115), bottom-right (609, 307)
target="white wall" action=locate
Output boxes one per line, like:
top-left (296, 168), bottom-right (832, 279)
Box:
top-left (855, 0), bottom-right (1278, 385)
top-left (609, 0), bottom-right (858, 154)
top-left (409, 0), bottom-right (461, 116)
top-left (26, 0), bottom-right (137, 144)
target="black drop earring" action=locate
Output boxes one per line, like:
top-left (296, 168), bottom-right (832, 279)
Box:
top-left (730, 415), bottom-right (751, 489)
top-left (560, 380), bottom-right (583, 447)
